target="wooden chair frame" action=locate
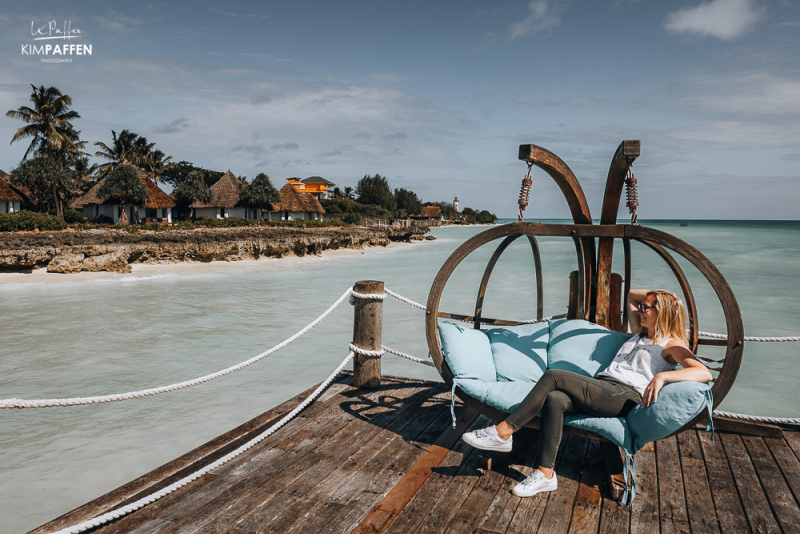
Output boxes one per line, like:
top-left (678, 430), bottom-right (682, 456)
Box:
top-left (424, 141), bottom-right (744, 439)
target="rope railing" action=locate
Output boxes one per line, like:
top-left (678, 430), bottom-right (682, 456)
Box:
top-left (51, 352), bottom-right (355, 534)
top-left (1, 288), bottom-right (355, 409)
top-left (699, 331), bottom-right (800, 342)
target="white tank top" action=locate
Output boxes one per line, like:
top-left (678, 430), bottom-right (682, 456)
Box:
top-left (597, 333), bottom-right (677, 397)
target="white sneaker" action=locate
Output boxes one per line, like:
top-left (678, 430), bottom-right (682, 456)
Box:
top-left (461, 426), bottom-right (512, 452)
top-left (512, 469), bottom-right (558, 497)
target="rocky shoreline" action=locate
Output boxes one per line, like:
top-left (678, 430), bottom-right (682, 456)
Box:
top-left (0, 226), bottom-right (430, 274)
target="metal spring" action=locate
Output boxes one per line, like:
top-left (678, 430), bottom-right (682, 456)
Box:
top-left (625, 169), bottom-right (638, 224)
top-left (518, 163), bottom-right (533, 221)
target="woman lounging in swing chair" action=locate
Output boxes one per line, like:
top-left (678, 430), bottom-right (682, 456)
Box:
top-left (462, 289), bottom-right (713, 497)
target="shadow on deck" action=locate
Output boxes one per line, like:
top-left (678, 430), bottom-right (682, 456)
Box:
top-left (32, 373), bottom-right (800, 533)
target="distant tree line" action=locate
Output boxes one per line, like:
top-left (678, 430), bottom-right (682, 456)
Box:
top-left (3, 84), bottom-right (495, 226)
top-left (324, 173), bottom-right (497, 224)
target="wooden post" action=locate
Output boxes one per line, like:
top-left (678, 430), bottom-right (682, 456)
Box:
top-left (609, 273), bottom-right (623, 332)
top-left (567, 271), bottom-right (578, 320)
top-left (353, 280), bottom-right (384, 389)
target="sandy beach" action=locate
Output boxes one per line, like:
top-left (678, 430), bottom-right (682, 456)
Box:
top-left (0, 240), bottom-right (411, 286)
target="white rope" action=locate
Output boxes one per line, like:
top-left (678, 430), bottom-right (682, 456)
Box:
top-left (50, 352), bottom-right (354, 534)
top-left (384, 288), bottom-right (427, 310)
top-left (700, 331), bottom-right (800, 342)
top-left (382, 345), bottom-right (436, 367)
top-left (348, 344), bottom-right (385, 357)
top-left (350, 290), bottom-right (386, 300)
top-left (1, 288), bottom-right (355, 409)
top-left (714, 410), bottom-right (800, 425)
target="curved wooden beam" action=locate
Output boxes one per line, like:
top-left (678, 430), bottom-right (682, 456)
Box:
top-left (527, 235), bottom-right (544, 320)
top-left (475, 235), bottom-right (520, 329)
top-left (595, 140), bottom-right (640, 327)
top-left (518, 144), bottom-right (593, 224)
top-left (518, 144), bottom-right (596, 321)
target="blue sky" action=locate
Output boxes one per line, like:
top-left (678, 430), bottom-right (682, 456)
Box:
top-left (1, 0), bottom-right (798, 219)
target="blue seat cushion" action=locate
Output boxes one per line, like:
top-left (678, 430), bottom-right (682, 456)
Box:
top-left (438, 321), bottom-right (495, 382)
top-left (487, 322), bottom-right (549, 383)
top-left (565, 415), bottom-right (634, 452)
top-left (548, 319), bottom-right (631, 377)
top-left (455, 378), bottom-right (537, 413)
top-left (627, 381), bottom-right (713, 451)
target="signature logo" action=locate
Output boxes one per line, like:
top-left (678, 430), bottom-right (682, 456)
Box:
top-left (22, 20), bottom-right (92, 62)
top-left (31, 20), bottom-right (82, 40)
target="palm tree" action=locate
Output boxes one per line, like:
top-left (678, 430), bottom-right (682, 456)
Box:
top-left (142, 149), bottom-right (173, 181)
top-left (70, 155), bottom-right (98, 194)
top-left (94, 129), bottom-right (142, 176)
top-left (6, 85), bottom-right (81, 159)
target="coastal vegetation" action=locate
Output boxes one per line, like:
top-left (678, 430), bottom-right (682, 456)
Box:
top-left (3, 84), bottom-right (497, 229)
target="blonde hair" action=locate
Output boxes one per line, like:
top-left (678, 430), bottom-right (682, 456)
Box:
top-left (642, 290), bottom-right (689, 346)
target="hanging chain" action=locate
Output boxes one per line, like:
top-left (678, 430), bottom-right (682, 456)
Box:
top-left (518, 162), bottom-right (534, 222)
top-left (625, 166), bottom-right (639, 225)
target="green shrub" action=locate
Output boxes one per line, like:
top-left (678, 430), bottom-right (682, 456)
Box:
top-left (0, 210), bottom-right (67, 232)
top-left (63, 209), bottom-right (89, 224)
top-left (93, 215), bottom-right (114, 225)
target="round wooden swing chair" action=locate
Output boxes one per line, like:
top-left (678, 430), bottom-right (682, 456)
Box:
top-left (424, 141), bottom-right (744, 444)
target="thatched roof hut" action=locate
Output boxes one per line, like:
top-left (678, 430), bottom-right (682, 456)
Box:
top-left (0, 175), bottom-right (23, 202)
top-left (68, 166), bottom-right (175, 210)
top-left (189, 170), bottom-right (245, 209)
top-left (0, 169), bottom-right (34, 205)
top-left (418, 206), bottom-right (441, 219)
top-left (274, 182), bottom-right (325, 215)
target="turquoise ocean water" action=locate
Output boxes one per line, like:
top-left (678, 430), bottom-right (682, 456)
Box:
top-left (1, 220), bottom-right (799, 532)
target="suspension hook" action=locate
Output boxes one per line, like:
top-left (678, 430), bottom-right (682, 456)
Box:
top-left (625, 166), bottom-right (639, 225)
top-left (518, 161), bottom-right (534, 222)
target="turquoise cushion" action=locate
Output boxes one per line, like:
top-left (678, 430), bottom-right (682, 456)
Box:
top-left (627, 381), bottom-right (712, 451)
top-left (565, 415), bottom-right (634, 452)
top-left (548, 319), bottom-right (631, 377)
top-left (438, 322), bottom-right (495, 382)
top-left (487, 322), bottom-right (549, 383)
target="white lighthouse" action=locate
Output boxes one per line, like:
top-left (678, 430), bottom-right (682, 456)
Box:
top-left (453, 196), bottom-right (460, 213)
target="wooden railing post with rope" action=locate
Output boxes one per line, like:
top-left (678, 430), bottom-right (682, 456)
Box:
top-left (352, 280), bottom-right (384, 388)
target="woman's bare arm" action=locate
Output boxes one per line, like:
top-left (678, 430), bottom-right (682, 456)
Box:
top-left (641, 342), bottom-right (713, 407)
top-left (626, 289), bottom-right (649, 334)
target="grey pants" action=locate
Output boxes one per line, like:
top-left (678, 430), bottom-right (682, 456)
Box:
top-left (505, 369), bottom-right (642, 469)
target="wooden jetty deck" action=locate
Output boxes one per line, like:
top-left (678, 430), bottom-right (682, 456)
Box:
top-left (34, 372), bottom-right (800, 533)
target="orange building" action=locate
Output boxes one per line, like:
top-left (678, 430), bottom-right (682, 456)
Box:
top-left (286, 176), bottom-right (336, 200)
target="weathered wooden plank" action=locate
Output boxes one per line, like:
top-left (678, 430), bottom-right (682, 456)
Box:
top-left (677, 430), bottom-right (721, 534)
top-left (764, 435), bottom-right (800, 510)
top-left (87, 382), bottom-right (359, 534)
top-left (714, 416), bottom-right (783, 438)
top-left (629, 441), bottom-right (658, 534)
top-left (720, 432), bottom-right (781, 534)
top-left (568, 439), bottom-right (605, 534)
top-left (783, 429), bottom-right (800, 460)
top-left (232, 386), bottom-right (434, 532)
top-left (29, 374), bottom-right (354, 534)
top-left (135, 380), bottom-right (430, 533)
top-left (289, 391), bottom-right (458, 533)
top-left (382, 415), bottom-right (488, 534)
top-left (538, 436), bottom-right (589, 533)
top-left (656, 435), bottom-right (689, 530)
top-left (742, 435), bottom-right (800, 533)
top-left (598, 495), bottom-right (629, 534)
top-left (506, 435), bottom-right (570, 533)
top-left (478, 443), bottom-right (539, 534)
top-left (697, 431), bottom-right (750, 534)
top-left (441, 464), bottom-right (508, 532)
top-left (411, 419), bottom-right (494, 533)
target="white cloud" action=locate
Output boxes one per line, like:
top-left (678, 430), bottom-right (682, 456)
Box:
top-left (682, 71), bottom-right (800, 118)
top-left (665, 0), bottom-right (764, 40)
top-left (508, 1), bottom-right (565, 40)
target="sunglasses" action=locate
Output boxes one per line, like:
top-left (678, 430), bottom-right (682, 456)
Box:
top-left (638, 303), bottom-right (657, 313)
